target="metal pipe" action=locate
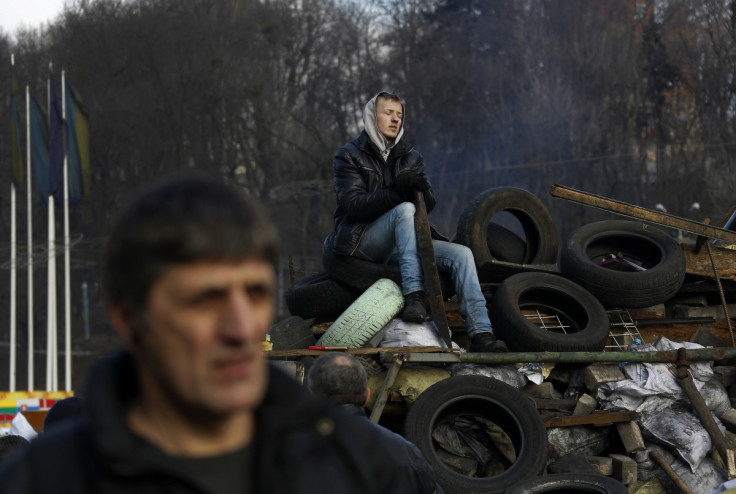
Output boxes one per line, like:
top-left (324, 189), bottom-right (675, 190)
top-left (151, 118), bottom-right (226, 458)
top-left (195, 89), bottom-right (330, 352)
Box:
top-left (446, 347), bottom-right (736, 365)
top-left (271, 346), bottom-right (736, 365)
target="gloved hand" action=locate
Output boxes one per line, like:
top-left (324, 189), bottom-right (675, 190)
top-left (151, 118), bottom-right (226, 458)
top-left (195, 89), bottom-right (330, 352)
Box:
top-left (394, 171), bottom-right (429, 201)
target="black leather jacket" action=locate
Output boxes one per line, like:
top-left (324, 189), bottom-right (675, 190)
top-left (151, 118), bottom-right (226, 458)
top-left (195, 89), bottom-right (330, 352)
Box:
top-left (0, 352), bottom-right (439, 494)
top-left (329, 130), bottom-right (437, 255)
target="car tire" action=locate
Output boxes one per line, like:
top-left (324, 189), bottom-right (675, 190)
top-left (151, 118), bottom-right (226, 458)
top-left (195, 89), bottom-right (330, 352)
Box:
top-left (506, 473), bottom-right (628, 494)
top-left (322, 235), bottom-right (456, 298)
top-left (559, 220), bottom-right (686, 308)
top-left (489, 272), bottom-right (610, 352)
top-left (486, 223), bottom-right (527, 264)
top-left (269, 316), bottom-right (316, 351)
top-left (285, 271), bottom-right (361, 319)
top-left (455, 187), bottom-right (559, 270)
top-left (317, 278), bottom-right (404, 348)
top-left (404, 375), bottom-right (548, 494)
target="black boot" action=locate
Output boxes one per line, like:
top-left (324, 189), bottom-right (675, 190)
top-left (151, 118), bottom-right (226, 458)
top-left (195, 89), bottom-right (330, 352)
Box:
top-left (401, 291), bottom-right (428, 322)
top-left (470, 332), bottom-right (509, 352)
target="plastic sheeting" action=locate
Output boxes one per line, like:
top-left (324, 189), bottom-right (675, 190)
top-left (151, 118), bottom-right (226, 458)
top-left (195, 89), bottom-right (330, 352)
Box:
top-left (8, 413), bottom-right (38, 441)
top-left (374, 319), bottom-right (461, 349)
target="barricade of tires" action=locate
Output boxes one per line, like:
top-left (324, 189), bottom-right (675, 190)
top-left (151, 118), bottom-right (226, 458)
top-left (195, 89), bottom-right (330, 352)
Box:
top-left (281, 187), bottom-right (690, 494)
top-left (287, 187), bottom-right (687, 354)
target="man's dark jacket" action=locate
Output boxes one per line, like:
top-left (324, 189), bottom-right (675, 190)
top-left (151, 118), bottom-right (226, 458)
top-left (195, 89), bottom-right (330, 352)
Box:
top-left (329, 130), bottom-right (437, 256)
top-left (0, 352), bottom-right (439, 493)
top-left (341, 403), bottom-right (444, 494)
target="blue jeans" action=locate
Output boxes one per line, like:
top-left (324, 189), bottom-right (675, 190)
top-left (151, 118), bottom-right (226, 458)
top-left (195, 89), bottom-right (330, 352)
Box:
top-left (354, 202), bottom-right (493, 338)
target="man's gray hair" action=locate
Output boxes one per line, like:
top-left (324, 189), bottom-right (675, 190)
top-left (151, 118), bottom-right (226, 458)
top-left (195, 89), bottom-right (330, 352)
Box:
top-left (307, 352), bottom-right (368, 406)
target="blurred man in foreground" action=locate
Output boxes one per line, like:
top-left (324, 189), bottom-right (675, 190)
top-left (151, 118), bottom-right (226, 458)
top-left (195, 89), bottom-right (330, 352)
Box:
top-left (0, 173), bottom-right (436, 493)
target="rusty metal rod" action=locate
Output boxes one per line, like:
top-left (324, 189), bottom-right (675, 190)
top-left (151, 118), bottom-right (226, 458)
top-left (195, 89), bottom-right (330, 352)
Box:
top-left (649, 449), bottom-right (695, 494)
top-left (705, 240), bottom-right (736, 346)
top-left (271, 346), bottom-right (736, 364)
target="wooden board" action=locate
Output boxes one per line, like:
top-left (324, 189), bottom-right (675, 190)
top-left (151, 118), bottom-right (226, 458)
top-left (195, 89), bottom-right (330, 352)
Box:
top-left (684, 243), bottom-right (736, 282)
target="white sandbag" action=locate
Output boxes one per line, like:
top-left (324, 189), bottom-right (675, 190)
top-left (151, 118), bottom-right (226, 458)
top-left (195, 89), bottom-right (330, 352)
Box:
top-left (377, 318), bottom-right (460, 349)
top-left (450, 363), bottom-right (526, 389)
top-left (638, 403), bottom-right (722, 472)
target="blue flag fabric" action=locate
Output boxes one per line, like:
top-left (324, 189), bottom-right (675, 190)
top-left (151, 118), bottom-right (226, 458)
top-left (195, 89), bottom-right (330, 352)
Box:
top-left (49, 75), bottom-right (65, 205)
top-left (29, 94), bottom-right (51, 206)
top-left (64, 79), bottom-right (90, 202)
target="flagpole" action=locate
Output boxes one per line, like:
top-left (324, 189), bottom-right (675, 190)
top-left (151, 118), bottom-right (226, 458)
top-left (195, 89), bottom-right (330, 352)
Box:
top-left (46, 198), bottom-right (56, 391)
top-left (9, 54), bottom-right (18, 392)
top-left (26, 84), bottom-right (34, 392)
top-left (46, 66), bottom-right (57, 392)
top-left (61, 70), bottom-right (71, 391)
top-left (10, 183), bottom-right (16, 392)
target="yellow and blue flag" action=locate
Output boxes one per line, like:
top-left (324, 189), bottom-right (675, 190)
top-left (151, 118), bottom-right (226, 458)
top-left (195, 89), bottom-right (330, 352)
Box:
top-left (64, 78), bottom-right (90, 202)
top-left (29, 94), bottom-right (51, 205)
top-left (49, 75), bottom-right (64, 204)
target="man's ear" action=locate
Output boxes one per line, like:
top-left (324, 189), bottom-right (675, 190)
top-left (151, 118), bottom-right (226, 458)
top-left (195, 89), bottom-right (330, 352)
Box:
top-left (364, 388), bottom-right (371, 407)
top-left (107, 302), bottom-right (138, 350)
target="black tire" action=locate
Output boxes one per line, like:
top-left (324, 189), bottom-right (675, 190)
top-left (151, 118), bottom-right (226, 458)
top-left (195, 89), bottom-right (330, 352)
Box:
top-left (269, 316), bottom-right (316, 351)
top-left (559, 220), bottom-right (686, 308)
top-left (285, 271), bottom-right (361, 319)
top-left (489, 272), bottom-right (610, 352)
top-left (455, 187), bottom-right (559, 269)
top-left (506, 473), bottom-right (628, 494)
top-left (323, 244), bottom-right (402, 289)
top-left (404, 375), bottom-right (548, 494)
top-left (487, 223), bottom-right (527, 264)
top-left (322, 236), bottom-right (456, 299)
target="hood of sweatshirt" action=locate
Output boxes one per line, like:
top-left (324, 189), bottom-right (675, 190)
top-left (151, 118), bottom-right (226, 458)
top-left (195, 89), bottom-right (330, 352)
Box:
top-left (363, 91), bottom-right (405, 161)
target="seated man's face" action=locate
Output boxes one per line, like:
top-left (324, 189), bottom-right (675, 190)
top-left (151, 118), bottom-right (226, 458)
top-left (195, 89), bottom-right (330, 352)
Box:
top-left (376, 98), bottom-right (403, 140)
top-left (136, 258), bottom-right (276, 417)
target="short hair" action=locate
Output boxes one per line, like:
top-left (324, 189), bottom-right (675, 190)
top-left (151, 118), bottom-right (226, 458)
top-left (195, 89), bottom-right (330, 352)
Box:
top-left (376, 91), bottom-right (405, 107)
top-left (0, 434), bottom-right (30, 462)
top-left (103, 172), bottom-right (279, 317)
top-left (307, 353), bottom-right (368, 406)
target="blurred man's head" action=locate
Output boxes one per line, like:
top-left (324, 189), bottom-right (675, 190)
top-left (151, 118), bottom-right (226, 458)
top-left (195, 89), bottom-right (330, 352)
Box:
top-left (104, 173), bottom-right (280, 420)
top-left (0, 434), bottom-right (30, 464)
top-left (43, 397), bottom-right (87, 433)
top-left (307, 352), bottom-right (369, 406)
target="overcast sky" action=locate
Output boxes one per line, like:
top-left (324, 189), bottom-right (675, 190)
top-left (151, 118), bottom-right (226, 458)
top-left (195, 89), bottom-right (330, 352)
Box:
top-left (2, 0), bottom-right (66, 39)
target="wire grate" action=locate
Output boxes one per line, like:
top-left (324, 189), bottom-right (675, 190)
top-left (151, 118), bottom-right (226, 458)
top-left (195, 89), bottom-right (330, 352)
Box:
top-left (522, 308), bottom-right (643, 351)
top-left (606, 309), bottom-right (644, 351)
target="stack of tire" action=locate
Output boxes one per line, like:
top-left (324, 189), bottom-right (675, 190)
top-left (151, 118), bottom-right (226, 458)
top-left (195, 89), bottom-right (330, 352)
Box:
top-left (452, 187), bottom-right (686, 353)
top-left (281, 187), bottom-right (683, 494)
top-left (285, 187), bottom-right (687, 353)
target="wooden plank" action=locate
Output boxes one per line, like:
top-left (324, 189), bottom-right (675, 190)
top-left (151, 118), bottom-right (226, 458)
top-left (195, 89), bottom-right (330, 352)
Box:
top-left (544, 411), bottom-right (636, 428)
top-left (369, 356), bottom-right (403, 423)
top-left (683, 243), bottom-right (736, 281)
top-left (550, 184), bottom-right (736, 243)
top-left (413, 191), bottom-right (452, 347)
